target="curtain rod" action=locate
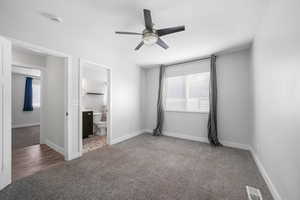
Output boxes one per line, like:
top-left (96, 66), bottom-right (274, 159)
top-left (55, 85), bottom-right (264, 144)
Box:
top-left (12, 72), bottom-right (40, 79)
top-left (165, 55), bottom-right (212, 67)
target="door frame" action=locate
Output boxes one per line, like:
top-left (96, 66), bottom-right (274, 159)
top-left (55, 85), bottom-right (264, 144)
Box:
top-left (11, 62), bottom-right (45, 144)
top-left (78, 59), bottom-right (112, 155)
top-left (9, 38), bottom-right (73, 161)
top-left (0, 36), bottom-right (12, 190)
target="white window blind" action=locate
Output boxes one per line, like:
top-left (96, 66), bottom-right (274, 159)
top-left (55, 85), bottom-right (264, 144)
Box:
top-left (32, 80), bottom-right (41, 108)
top-left (165, 60), bottom-right (210, 112)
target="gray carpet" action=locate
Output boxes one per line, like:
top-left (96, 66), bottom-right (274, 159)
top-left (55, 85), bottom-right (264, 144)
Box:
top-left (1, 133), bottom-right (273, 200)
top-left (12, 126), bottom-right (40, 150)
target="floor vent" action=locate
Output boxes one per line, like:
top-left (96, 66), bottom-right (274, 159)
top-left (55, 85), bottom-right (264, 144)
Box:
top-left (246, 185), bottom-right (263, 200)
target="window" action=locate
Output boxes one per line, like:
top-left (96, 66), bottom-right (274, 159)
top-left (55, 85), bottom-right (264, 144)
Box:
top-left (165, 72), bottom-right (210, 112)
top-left (32, 81), bottom-right (41, 108)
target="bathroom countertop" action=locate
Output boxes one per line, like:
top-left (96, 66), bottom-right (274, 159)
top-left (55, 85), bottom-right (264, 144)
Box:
top-left (81, 109), bottom-right (93, 112)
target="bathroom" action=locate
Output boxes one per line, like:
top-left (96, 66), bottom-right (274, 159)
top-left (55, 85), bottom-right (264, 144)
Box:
top-left (80, 61), bottom-right (109, 153)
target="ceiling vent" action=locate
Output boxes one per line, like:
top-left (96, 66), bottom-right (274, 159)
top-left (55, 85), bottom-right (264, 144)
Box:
top-left (246, 185), bottom-right (263, 200)
top-left (40, 12), bottom-right (63, 23)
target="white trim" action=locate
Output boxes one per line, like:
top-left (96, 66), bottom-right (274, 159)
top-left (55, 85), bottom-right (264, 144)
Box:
top-left (12, 61), bottom-right (46, 71)
top-left (142, 129), bottom-right (153, 133)
top-left (250, 148), bottom-right (282, 200)
top-left (140, 129), bottom-right (151, 134)
top-left (63, 57), bottom-right (72, 161)
top-left (67, 152), bottom-right (81, 161)
top-left (165, 110), bottom-right (209, 114)
top-left (9, 38), bottom-right (73, 160)
top-left (163, 131), bottom-right (209, 143)
top-left (9, 38), bottom-right (71, 58)
top-left (143, 129), bottom-right (208, 142)
top-left (45, 139), bottom-right (64, 155)
top-left (111, 130), bottom-right (144, 145)
top-left (39, 68), bottom-right (45, 144)
top-left (143, 129), bottom-right (251, 150)
top-left (12, 39), bottom-right (72, 161)
top-left (12, 123), bottom-right (40, 129)
top-left (221, 140), bottom-right (251, 150)
top-left (0, 36), bottom-right (12, 190)
top-left (78, 59), bottom-right (83, 156)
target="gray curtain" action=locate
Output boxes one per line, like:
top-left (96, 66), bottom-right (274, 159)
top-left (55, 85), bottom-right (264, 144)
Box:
top-left (153, 65), bottom-right (166, 136)
top-left (207, 55), bottom-right (221, 146)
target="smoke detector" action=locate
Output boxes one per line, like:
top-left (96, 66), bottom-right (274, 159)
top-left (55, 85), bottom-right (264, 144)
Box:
top-left (40, 12), bottom-right (63, 23)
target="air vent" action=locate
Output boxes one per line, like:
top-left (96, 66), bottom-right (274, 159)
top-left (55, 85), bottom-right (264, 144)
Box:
top-left (40, 12), bottom-right (63, 23)
top-left (246, 185), bottom-right (263, 200)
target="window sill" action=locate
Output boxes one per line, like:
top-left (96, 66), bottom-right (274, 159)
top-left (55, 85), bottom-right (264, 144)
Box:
top-left (165, 110), bottom-right (209, 114)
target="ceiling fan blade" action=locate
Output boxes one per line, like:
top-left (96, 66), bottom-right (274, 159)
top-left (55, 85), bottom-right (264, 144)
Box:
top-left (115, 31), bottom-right (142, 35)
top-left (143, 9), bottom-right (153, 30)
top-left (135, 41), bottom-right (144, 51)
top-left (156, 38), bottom-right (169, 49)
top-left (157, 26), bottom-right (185, 37)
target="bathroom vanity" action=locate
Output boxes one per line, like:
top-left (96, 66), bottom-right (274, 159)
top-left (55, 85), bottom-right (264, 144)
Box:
top-left (82, 111), bottom-right (93, 138)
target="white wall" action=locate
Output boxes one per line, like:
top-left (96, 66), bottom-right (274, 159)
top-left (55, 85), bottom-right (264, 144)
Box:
top-left (42, 56), bottom-right (65, 149)
top-left (81, 63), bottom-right (108, 112)
top-left (140, 69), bottom-right (147, 130)
top-left (251, 0), bottom-right (300, 199)
top-left (143, 48), bottom-right (251, 146)
top-left (11, 73), bottom-right (40, 128)
top-left (217, 49), bottom-right (251, 146)
top-left (12, 48), bottom-right (46, 67)
top-left (0, 0), bottom-right (145, 158)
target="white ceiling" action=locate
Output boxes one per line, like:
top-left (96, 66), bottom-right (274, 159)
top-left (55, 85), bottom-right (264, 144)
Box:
top-left (0, 0), bottom-right (268, 66)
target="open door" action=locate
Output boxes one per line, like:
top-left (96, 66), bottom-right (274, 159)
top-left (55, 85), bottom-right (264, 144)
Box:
top-left (0, 36), bottom-right (12, 190)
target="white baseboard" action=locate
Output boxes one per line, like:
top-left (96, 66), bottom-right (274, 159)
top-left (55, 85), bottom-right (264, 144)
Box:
top-left (12, 123), bottom-right (40, 129)
top-left (65, 152), bottom-right (81, 161)
top-left (143, 129), bottom-right (251, 151)
top-left (163, 131), bottom-right (209, 143)
top-left (111, 130), bottom-right (145, 145)
top-left (221, 140), bottom-right (251, 150)
top-left (0, 174), bottom-right (11, 191)
top-left (250, 148), bottom-right (282, 200)
top-left (142, 129), bottom-right (152, 134)
top-left (45, 139), bottom-right (64, 155)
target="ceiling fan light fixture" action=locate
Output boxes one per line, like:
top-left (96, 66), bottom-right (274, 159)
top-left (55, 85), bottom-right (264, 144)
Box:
top-left (115, 9), bottom-right (185, 50)
top-left (143, 32), bottom-right (158, 45)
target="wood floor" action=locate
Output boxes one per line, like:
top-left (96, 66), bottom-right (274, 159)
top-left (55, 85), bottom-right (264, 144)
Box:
top-left (12, 126), bottom-right (40, 150)
top-left (13, 144), bottom-right (65, 181)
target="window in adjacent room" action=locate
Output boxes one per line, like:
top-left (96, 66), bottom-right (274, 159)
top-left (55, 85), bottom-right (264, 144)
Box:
top-left (32, 80), bottom-right (41, 108)
top-left (164, 60), bottom-right (210, 113)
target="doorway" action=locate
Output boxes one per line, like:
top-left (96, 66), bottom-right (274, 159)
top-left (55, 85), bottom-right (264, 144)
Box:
top-left (0, 36), bottom-right (72, 189)
top-left (11, 65), bottom-right (42, 150)
top-left (79, 59), bottom-right (111, 155)
top-left (11, 45), bottom-right (69, 180)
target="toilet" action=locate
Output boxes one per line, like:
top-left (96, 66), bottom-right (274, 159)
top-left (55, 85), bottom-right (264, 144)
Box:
top-left (93, 113), bottom-right (107, 136)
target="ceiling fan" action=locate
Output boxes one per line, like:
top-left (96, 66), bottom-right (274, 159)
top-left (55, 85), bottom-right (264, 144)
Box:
top-left (115, 9), bottom-right (185, 50)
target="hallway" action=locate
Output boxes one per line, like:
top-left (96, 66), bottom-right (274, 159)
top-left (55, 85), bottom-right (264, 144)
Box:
top-left (13, 144), bottom-right (64, 181)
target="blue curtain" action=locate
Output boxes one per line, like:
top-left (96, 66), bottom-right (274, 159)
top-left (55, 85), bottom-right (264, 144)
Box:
top-left (23, 77), bottom-right (33, 111)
